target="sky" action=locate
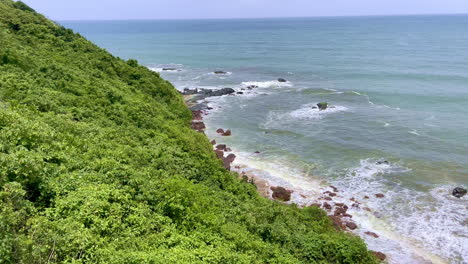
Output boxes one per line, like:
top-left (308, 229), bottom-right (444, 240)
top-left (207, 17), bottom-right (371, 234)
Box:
top-left (22, 0), bottom-right (468, 20)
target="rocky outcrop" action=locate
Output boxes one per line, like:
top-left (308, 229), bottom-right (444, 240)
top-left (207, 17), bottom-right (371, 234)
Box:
top-left (182, 88), bottom-right (235, 98)
top-left (452, 187), bottom-right (467, 198)
top-left (277, 78), bottom-right (287, 82)
top-left (271, 186), bottom-right (293, 201)
top-left (216, 128), bottom-right (225, 134)
top-left (317, 102), bottom-right (328, 111)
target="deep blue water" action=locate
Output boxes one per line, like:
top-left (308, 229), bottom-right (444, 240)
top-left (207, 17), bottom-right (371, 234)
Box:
top-left (63, 16), bottom-right (468, 263)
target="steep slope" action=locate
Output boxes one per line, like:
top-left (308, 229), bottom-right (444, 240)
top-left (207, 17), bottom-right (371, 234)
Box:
top-left (0, 1), bottom-right (377, 263)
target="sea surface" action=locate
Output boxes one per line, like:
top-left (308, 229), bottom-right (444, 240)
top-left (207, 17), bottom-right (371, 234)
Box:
top-left (63, 16), bottom-right (468, 263)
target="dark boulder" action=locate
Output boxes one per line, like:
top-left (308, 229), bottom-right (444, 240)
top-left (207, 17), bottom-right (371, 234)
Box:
top-left (191, 121), bottom-right (206, 131)
top-left (236, 92), bottom-right (244, 94)
top-left (222, 130), bottom-right (232, 136)
top-left (192, 110), bottom-right (203, 121)
top-left (210, 140), bottom-right (216, 145)
top-left (223, 159), bottom-right (232, 171)
top-left (214, 150), bottom-right (224, 159)
top-left (329, 215), bottom-right (345, 230)
top-left (216, 144), bottom-right (227, 151)
top-left (365, 231), bottom-right (379, 238)
top-left (162, 67), bottom-right (177, 71)
top-left (271, 186), bottom-right (293, 201)
top-left (345, 222), bottom-right (358, 230)
top-left (376, 160), bottom-right (389, 165)
top-left (225, 153), bottom-right (236, 163)
top-left (317, 102), bottom-right (328, 111)
top-left (371, 251), bottom-right (387, 261)
top-left (322, 202), bottom-right (332, 210)
top-left (452, 187), bottom-right (467, 198)
top-left (247, 85), bottom-right (258, 89)
top-left (216, 128), bottom-right (225, 134)
top-left (375, 193), bottom-right (385, 198)
top-left (214, 70), bottom-right (227, 74)
top-left (277, 78), bottom-right (287, 82)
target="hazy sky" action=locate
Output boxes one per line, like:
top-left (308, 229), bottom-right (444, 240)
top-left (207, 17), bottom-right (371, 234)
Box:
top-left (22, 0), bottom-right (468, 20)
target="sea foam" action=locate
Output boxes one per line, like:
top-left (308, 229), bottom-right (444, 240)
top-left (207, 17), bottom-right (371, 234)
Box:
top-left (241, 80), bottom-right (293, 89)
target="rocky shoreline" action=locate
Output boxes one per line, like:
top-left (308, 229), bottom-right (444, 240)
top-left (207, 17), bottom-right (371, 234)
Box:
top-left (184, 87), bottom-right (388, 262)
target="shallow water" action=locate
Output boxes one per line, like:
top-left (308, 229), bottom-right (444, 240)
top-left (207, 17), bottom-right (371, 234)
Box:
top-left (64, 15), bottom-right (468, 263)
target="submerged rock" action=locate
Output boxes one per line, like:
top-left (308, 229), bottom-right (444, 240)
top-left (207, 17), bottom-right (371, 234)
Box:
top-left (271, 186), bottom-right (293, 201)
top-left (452, 187), bottom-right (467, 198)
top-left (317, 102), bottom-right (328, 111)
top-left (214, 70), bottom-right (227, 74)
top-left (162, 67), bottom-right (177, 71)
top-left (246, 85), bottom-right (258, 89)
top-left (376, 160), bottom-right (389, 165)
top-left (364, 231), bottom-right (379, 238)
top-left (277, 78), bottom-right (287, 82)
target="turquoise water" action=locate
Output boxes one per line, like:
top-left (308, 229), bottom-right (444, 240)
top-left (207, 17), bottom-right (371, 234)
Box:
top-left (63, 16), bottom-right (468, 263)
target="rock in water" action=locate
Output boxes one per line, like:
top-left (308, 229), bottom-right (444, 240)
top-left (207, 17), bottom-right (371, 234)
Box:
top-left (162, 67), bottom-right (177, 71)
top-left (216, 128), bottom-right (225, 134)
top-left (345, 222), bottom-right (358, 230)
top-left (452, 187), bottom-right (467, 198)
top-left (214, 70), bottom-right (227, 74)
top-left (270, 186), bottom-right (293, 201)
top-left (317, 102), bottom-right (328, 111)
top-left (222, 130), bottom-right (232, 136)
top-left (277, 78), bottom-right (287, 82)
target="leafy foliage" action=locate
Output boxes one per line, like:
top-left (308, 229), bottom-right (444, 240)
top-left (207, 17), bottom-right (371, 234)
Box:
top-left (0, 0), bottom-right (378, 263)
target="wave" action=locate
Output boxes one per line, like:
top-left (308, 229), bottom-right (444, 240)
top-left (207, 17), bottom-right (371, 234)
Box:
top-left (241, 80), bottom-right (293, 89)
top-left (289, 104), bottom-right (349, 120)
top-left (148, 64), bottom-right (184, 73)
top-left (331, 159), bottom-right (465, 263)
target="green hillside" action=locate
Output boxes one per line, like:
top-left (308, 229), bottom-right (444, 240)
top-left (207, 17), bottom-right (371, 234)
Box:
top-left (0, 1), bottom-right (377, 263)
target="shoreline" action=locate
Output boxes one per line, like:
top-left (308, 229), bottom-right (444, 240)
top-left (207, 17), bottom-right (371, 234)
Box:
top-left (186, 94), bottom-right (389, 262)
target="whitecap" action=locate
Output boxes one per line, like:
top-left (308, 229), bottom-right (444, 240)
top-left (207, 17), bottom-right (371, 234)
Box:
top-left (409, 130), bottom-right (420, 136)
top-left (289, 104), bottom-right (349, 120)
top-left (241, 80), bottom-right (293, 89)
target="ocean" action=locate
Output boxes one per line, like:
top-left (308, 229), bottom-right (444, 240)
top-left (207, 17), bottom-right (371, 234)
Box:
top-left (62, 15), bottom-right (468, 263)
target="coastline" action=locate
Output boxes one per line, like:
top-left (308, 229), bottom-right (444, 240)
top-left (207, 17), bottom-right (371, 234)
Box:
top-left (184, 88), bottom-right (454, 264)
top-left (185, 93), bottom-right (390, 262)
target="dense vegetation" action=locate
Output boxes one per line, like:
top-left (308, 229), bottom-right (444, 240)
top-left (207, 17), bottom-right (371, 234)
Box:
top-left (0, 1), bottom-right (378, 263)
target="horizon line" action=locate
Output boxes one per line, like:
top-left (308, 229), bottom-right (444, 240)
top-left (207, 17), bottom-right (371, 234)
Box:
top-left (57, 12), bottom-right (468, 22)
